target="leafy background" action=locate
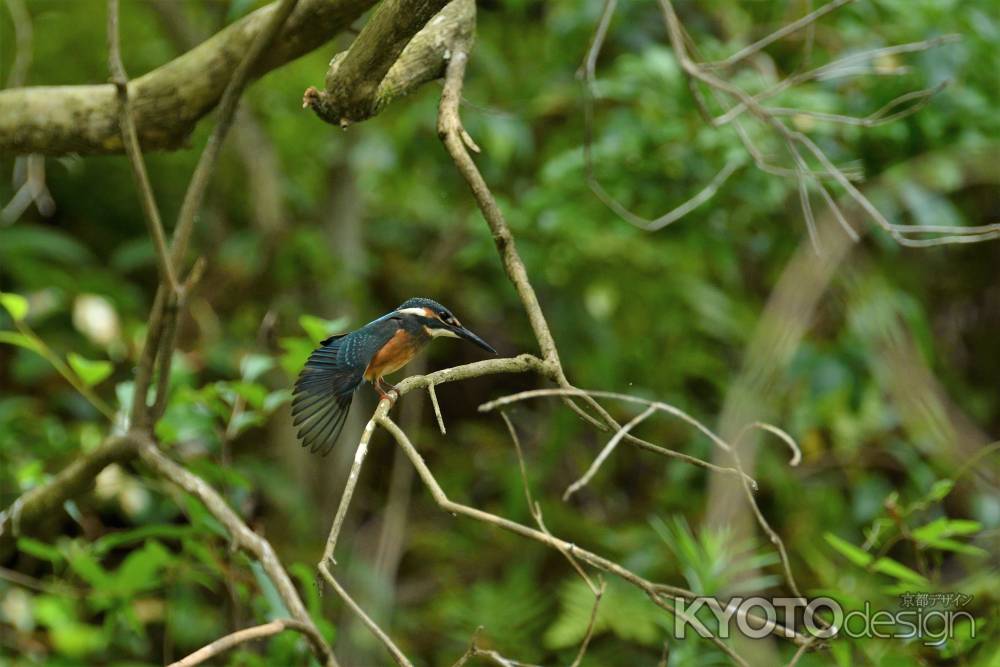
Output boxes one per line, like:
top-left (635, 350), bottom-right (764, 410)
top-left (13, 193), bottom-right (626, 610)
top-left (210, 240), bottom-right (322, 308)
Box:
top-left (1, 0), bottom-right (998, 665)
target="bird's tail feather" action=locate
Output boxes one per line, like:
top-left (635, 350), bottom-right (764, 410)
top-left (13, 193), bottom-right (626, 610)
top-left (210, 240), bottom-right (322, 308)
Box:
top-left (291, 337), bottom-right (359, 456)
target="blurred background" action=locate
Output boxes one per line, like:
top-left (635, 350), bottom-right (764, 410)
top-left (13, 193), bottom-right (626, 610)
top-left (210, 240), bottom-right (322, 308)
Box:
top-left (1, 0), bottom-right (998, 665)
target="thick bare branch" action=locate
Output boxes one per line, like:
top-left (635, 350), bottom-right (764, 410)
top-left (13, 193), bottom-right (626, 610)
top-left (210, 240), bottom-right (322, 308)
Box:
top-left (0, 0), bottom-right (375, 155)
top-left (306, 0), bottom-right (474, 127)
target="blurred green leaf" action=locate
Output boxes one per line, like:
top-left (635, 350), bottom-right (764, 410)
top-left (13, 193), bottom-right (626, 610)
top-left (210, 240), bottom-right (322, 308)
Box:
top-left (279, 337), bottom-right (314, 377)
top-left (65, 543), bottom-right (111, 589)
top-left (872, 557), bottom-right (928, 586)
top-left (298, 314), bottom-right (348, 346)
top-left (263, 388), bottom-right (292, 413)
top-left (926, 479), bottom-right (955, 503)
top-left (94, 524), bottom-right (195, 555)
top-left (67, 353), bottom-right (113, 387)
top-left (109, 539), bottom-right (172, 597)
top-left (50, 622), bottom-right (108, 657)
top-left (0, 292), bottom-right (29, 321)
top-left (250, 560), bottom-right (290, 618)
top-left (17, 537), bottom-right (64, 563)
top-left (241, 353), bottom-right (275, 382)
top-left (0, 330), bottom-right (42, 353)
top-left (824, 533), bottom-right (873, 568)
top-left (545, 577), bottom-right (661, 650)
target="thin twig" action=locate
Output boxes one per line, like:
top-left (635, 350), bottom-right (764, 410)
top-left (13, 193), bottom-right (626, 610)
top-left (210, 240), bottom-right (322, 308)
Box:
top-left (563, 404), bottom-right (658, 500)
top-left (428, 382), bottom-right (447, 434)
top-left (318, 562), bottom-right (413, 667)
top-left (107, 0), bottom-right (179, 294)
top-left (320, 409), bottom-right (384, 566)
top-left (380, 416), bottom-right (807, 648)
top-left (168, 619), bottom-right (324, 667)
top-left (580, 0), bottom-right (741, 233)
top-left (656, 0), bottom-right (994, 247)
top-left (501, 411), bottom-right (598, 592)
top-left (170, 0), bottom-right (300, 274)
top-left (133, 0), bottom-right (301, 429)
top-left (480, 387), bottom-right (771, 486)
top-left (569, 576), bottom-right (606, 667)
top-left (765, 81), bottom-right (948, 127)
top-left (707, 0), bottom-right (855, 70)
top-left (712, 36), bottom-right (961, 126)
top-left (729, 424), bottom-right (816, 629)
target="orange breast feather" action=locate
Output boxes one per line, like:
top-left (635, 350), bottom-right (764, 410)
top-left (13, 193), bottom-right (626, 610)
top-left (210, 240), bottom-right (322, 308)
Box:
top-left (364, 330), bottom-right (420, 381)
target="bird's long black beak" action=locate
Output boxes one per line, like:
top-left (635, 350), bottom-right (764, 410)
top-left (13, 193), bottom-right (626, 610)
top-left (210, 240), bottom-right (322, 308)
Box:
top-left (450, 324), bottom-right (497, 354)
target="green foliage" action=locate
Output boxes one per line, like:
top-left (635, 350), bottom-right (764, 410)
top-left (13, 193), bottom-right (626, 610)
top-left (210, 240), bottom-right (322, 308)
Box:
top-left (652, 516), bottom-right (781, 595)
top-left (545, 577), bottom-right (663, 650)
top-left (2, 0), bottom-right (999, 665)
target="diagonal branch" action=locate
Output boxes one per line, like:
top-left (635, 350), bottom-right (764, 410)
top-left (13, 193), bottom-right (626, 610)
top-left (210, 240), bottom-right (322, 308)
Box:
top-left (706, 0), bottom-right (856, 70)
top-left (305, 0), bottom-right (472, 127)
top-left (438, 40), bottom-right (560, 367)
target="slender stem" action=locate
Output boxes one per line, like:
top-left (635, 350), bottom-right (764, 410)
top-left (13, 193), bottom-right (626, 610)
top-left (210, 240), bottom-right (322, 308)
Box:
top-left (320, 409), bottom-right (384, 566)
top-left (106, 0), bottom-right (179, 294)
top-left (168, 619), bottom-right (324, 667)
top-left (318, 562), bottom-right (413, 667)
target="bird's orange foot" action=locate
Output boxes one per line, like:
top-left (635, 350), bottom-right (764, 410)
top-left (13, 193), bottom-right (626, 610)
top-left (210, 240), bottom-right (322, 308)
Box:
top-left (374, 378), bottom-right (398, 402)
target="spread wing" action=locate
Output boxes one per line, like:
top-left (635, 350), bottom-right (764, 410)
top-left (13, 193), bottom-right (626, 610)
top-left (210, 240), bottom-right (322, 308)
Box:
top-left (291, 335), bottom-right (362, 456)
top-left (291, 319), bottom-right (400, 456)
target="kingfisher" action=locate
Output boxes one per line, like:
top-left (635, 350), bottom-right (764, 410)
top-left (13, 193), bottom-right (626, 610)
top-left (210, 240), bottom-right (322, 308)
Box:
top-left (291, 298), bottom-right (497, 455)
